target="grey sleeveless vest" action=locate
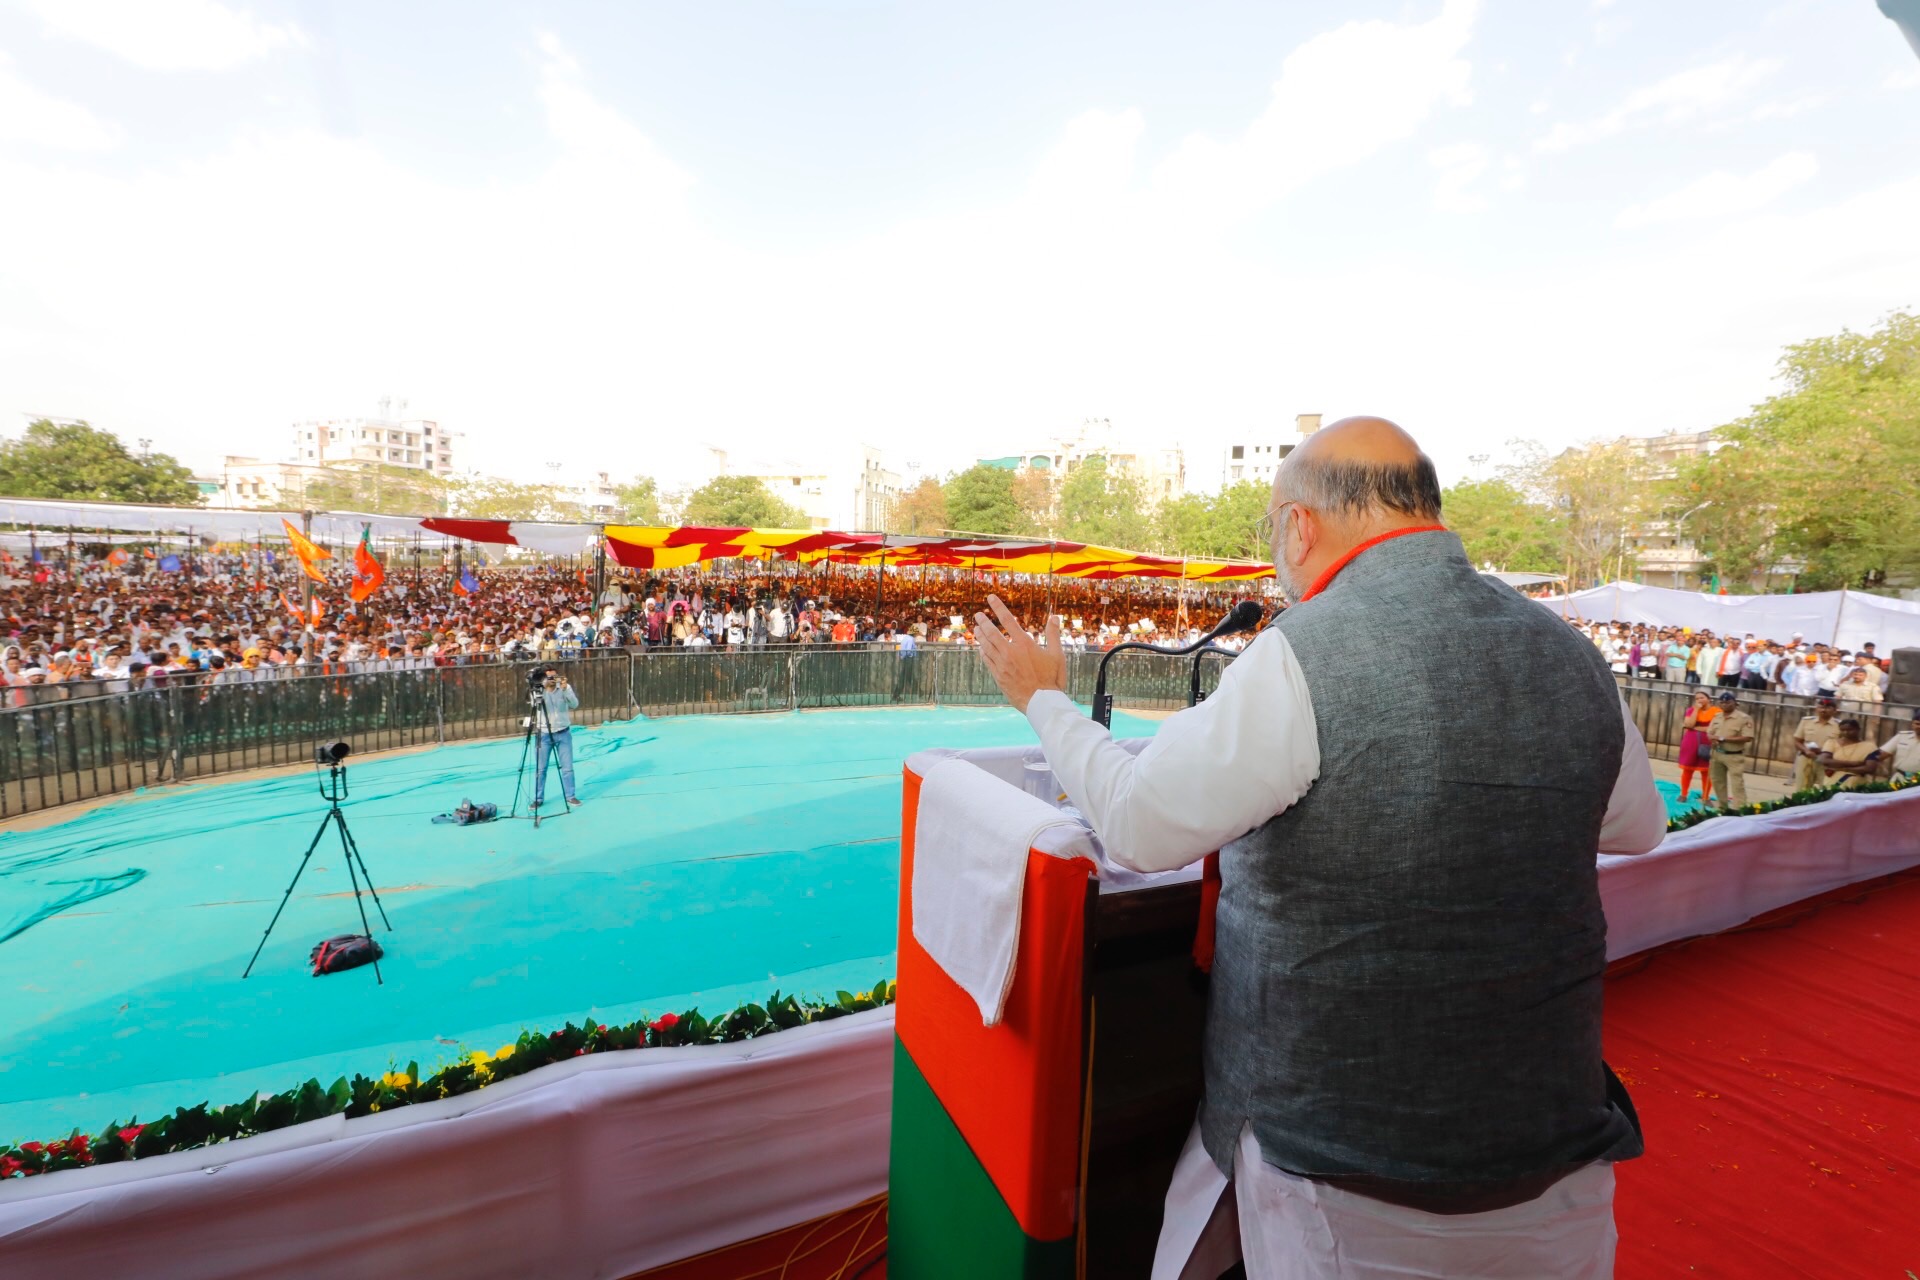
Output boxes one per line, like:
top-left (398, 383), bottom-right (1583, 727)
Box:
top-left (1200, 530), bottom-right (1643, 1186)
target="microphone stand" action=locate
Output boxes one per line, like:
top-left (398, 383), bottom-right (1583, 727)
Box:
top-left (1093, 637), bottom-right (1209, 727)
top-left (1189, 644), bottom-right (1235, 707)
top-left (1092, 602), bottom-right (1265, 727)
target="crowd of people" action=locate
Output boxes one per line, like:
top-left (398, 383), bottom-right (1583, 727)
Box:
top-left (1572, 619), bottom-right (1919, 808)
top-left (0, 550), bottom-right (1259, 705)
top-left (1573, 620), bottom-right (1894, 705)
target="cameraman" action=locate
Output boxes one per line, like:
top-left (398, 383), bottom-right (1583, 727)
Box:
top-left (531, 667), bottom-right (582, 810)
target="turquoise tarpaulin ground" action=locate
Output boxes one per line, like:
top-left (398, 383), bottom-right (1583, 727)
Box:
top-left (0, 707), bottom-right (1703, 1143)
top-left (0, 706), bottom-right (1157, 1142)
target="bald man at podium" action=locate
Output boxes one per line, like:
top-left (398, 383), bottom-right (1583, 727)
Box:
top-left (973, 417), bottom-right (1667, 1280)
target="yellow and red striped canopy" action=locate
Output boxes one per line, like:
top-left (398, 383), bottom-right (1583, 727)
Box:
top-left (601, 526), bottom-right (1272, 582)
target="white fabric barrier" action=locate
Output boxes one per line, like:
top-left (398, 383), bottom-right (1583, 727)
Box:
top-left (3, 789), bottom-right (1916, 1277)
top-left (1537, 581), bottom-right (1920, 651)
top-left (0, 1008), bottom-right (896, 1280)
top-left (1601, 787), bottom-right (1920, 960)
top-left (1540, 582), bottom-right (1842, 641)
top-left (1835, 590), bottom-right (1920, 653)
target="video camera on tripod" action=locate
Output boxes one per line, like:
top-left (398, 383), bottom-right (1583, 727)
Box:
top-left (526, 664), bottom-right (564, 703)
top-left (511, 665), bottom-right (573, 826)
top-left (242, 738), bottom-right (393, 982)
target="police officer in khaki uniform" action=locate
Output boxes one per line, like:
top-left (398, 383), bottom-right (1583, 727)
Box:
top-left (1790, 697), bottom-right (1842, 791)
top-left (1705, 690), bottom-right (1757, 810)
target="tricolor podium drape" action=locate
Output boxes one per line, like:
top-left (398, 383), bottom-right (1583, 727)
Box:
top-left (890, 765), bottom-right (1098, 1277)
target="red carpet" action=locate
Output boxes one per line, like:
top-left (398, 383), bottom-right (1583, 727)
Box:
top-left (621, 1195), bottom-right (887, 1279)
top-left (1606, 871), bottom-right (1920, 1279)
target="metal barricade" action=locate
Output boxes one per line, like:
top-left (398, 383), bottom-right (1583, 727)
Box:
top-left (1616, 675), bottom-right (1913, 777)
top-left (42, 646), bottom-right (1907, 819)
top-left (0, 653), bottom-right (637, 819)
top-left (630, 648), bottom-right (794, 716)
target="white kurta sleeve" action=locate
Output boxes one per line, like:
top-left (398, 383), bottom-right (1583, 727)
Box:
top-left (1022, 629), bottom-right (1321, 873)
top-left (1599, 695), bottom-right (1666, 856)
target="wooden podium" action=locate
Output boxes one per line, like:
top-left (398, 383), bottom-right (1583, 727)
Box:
top-left (889, 749), bottom-right (1209, 1279)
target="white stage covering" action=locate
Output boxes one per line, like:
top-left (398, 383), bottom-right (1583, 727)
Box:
top-left (0, 1009), bottom-right (896, 1280)
top-left (3, 788), bottom-right (1917, 1277)
top-left (1536, 581), bottom-right (1920, 652)
top-left (1601, 786), bottom-right (1920, 960)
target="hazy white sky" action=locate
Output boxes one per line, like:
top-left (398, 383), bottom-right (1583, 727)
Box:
top-left (1, 0), bottom-right (1917, 492)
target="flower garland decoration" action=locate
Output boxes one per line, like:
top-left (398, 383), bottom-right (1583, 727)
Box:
top-left (1664, 771), bottom-right (1916, 833)
top-left (2, 981), bottom-right (895, 1182)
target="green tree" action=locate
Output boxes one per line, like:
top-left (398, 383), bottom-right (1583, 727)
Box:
top-left (943, 464), bottom-right (1028, 535)
top-left (1504, 440), bottom-right (1651, 587)
top-left (893, 476), bottom-right (948, 534)
top-left (0, 419), bottom-right (201, 505)
top-left (1011, 468), bottom-right (1053, 536)
top-left (1205, 480), bottom-right (1274, 561)
top-left (612, 475), bottom-right (663, 524)
top-left (1057, 455), bottom-right (1151, 548)
top-left (681, 475), bottom-right (808, 527)
top-left (1688, 311), bottom-right (1920, 590)
top-left (300, 463), bottom-right (449, 515)
top-left (1153, 492), bottom-right (1215, 556)
top-left (1440, 479), bottom-right (1566, 573)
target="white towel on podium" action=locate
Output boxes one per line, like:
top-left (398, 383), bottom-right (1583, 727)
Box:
top-left (911, 757), bottom-right (1084, 1025)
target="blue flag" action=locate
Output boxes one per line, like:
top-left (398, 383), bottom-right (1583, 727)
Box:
top-left (159, 555), bottom-right (182, 573)
top-left (460, 569), bottom-right (480, 594)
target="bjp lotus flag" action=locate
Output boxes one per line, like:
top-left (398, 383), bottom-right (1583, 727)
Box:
top-left (107, 548), bottom-right (130, 567)
top-left (281, 519), bottom-right (332, 583)
top-left (349, 528), bottom-right (386, 603)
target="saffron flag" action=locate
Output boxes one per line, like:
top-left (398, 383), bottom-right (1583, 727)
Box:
top-left (280, 591), bottom-right (327, 625)
top-left (107, 548), bottom-right (130, 567)
top-left (350, 528), bottom-right (385, 603)
top-left (281, 519), bottom-right (332, 583)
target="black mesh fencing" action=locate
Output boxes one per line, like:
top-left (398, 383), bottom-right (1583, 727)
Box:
top-left (27, 646), bottom-right (1898, 817)
top-left (1617, 675), bottom-right (1913, 778)
top-left (0, 655), bottom-right (636, 818)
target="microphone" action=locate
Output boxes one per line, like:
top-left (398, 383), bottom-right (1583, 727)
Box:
top-left (1206, 600), bottom-right (1265, 644)
top-left (1093, 599), bottom-right (1266, 728)
top-left (1189, 599), bottom-right (1265, 708)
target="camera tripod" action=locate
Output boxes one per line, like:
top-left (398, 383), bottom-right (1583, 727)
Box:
top-left (510, 680), bottom-right (572, 827)
top-left (241, 760), bottom-right (392, 983)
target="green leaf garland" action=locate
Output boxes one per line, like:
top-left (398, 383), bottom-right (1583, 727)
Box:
top-left (1665, 771), bottom-right (1916, 833)
top-left (1, 980), bottom-right (897, 1183)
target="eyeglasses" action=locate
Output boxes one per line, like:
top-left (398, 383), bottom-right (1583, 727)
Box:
top-left (1254, 500), bottom-right (1300, 550)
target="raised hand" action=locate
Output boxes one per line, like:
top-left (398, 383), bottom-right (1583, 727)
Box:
top-left (973, 593), bottom-right (1066, 714)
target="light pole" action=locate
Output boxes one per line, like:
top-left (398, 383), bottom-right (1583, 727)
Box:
top-left (1672, 501), bottom-right (1710, 589)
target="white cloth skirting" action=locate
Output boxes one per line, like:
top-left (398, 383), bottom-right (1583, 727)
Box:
top-left (2, 788), bottom-right (1915, 1278)
top-left (1598, 786), bottom-right (1920, 961)
top-left (0, 1008), bottom-right (897, 1280)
